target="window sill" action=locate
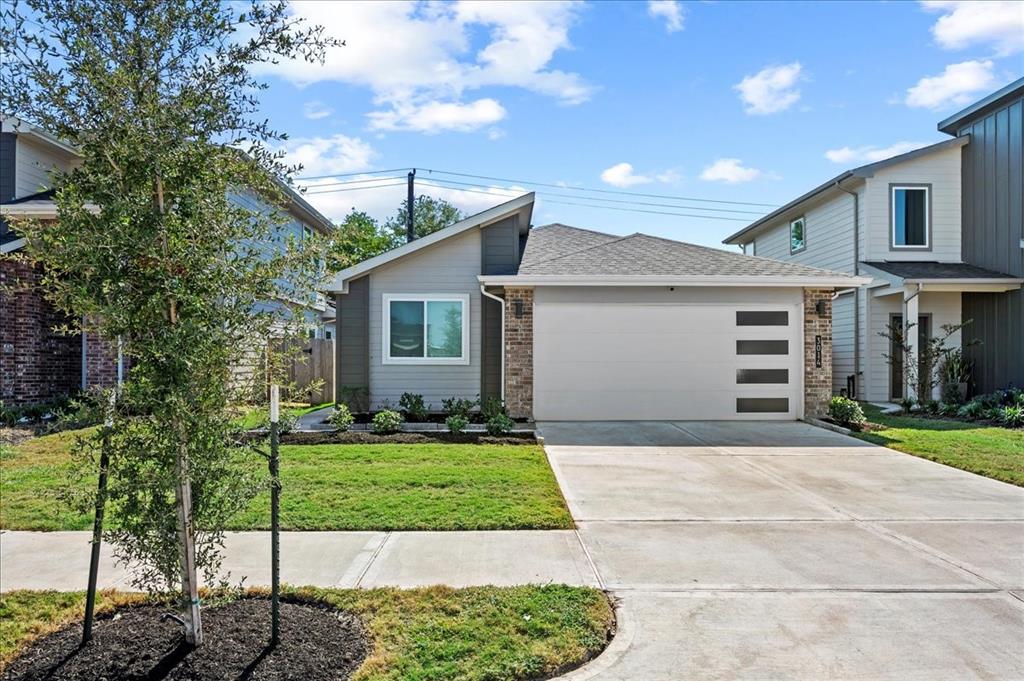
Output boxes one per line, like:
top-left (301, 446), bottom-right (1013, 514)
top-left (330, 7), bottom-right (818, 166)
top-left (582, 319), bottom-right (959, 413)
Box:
top-left (382, 357), bottom-right (471, 366)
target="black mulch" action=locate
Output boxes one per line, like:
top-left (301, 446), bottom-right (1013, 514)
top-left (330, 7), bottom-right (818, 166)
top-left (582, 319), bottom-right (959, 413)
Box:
top-left (3, 598), bottom-right (368, 681)
top-left (280, 430), bottom-right (537, 446)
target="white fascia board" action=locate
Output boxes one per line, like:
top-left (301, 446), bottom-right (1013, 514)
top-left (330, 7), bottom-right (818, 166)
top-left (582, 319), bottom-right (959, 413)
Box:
top-left (327, 192), bottom-right (535, 292)
top-left (477, 274), bottom-right (872, 288)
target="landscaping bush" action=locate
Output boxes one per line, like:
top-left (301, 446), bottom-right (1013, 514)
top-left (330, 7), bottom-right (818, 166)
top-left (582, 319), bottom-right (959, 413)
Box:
top-left (398, 392), bottom-right (429, 422)
top-left (923, 400), bottom-right (940, 415)
top-left (999, 405), bottom-right (1024, 428)
top-left (899, 397), bottom-right (915, 415)
top-left (481, 397), bottom-right (507, 421)
top-left (260, 411), bottom-right (300, 434)
top-left (938, 402), bottom-right (959, 417)
top-left (827, 396), bottom-right (866, 429)
top-left (442, 396), bottom-right (477, 419)
top-left (445, 414), bottom-right (469, 434)
top-left (485, 413), bottom-right (515, 436)
top-left (372, 409), bottom-right (403, 434)
top-left (957, 400), bottom-right (986, 420)
top-left (327, 404), bottom-right (355, 431)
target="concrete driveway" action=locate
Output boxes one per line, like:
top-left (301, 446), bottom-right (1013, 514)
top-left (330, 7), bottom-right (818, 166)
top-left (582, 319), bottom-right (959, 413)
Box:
top-left (540, 420), bottom-right (1024, 681)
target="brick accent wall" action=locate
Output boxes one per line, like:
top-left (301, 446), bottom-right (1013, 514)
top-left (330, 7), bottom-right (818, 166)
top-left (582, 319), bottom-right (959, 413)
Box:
top-left (504, 286), bottom-right (534, 419)
top-left (803, 288), bottom-right (833, 418)
top-left (0, 258), bottom-right (82, 406)
top-left (83, 325), bottom-right (121, 389)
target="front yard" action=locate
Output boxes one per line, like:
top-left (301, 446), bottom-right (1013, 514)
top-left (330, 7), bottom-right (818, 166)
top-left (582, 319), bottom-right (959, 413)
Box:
top-left (856, 404), bottom-right (1024, 486)
top-left (0, 586), bottom-right (614, 680)
top-left (0, 432), bottom-right (572, 531)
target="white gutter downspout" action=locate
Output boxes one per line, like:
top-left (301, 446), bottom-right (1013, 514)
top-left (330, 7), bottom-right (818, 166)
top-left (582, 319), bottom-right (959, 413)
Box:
top-left (480, 284), bottom-right (505, 402)
top-left (836, 180), bottom-right (861, 399)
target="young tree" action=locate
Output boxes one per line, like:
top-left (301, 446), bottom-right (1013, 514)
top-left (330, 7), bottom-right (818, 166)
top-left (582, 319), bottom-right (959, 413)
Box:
top-left (1, 0), bottom-right (338, 645)
top-left (383, 195), bottom-right (465, 244)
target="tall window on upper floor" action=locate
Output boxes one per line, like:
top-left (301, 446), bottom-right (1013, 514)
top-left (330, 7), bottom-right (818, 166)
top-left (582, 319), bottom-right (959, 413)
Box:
top-left (891, 186), bottom-right (929, 249)
top-left (789, 216), bottom-right (806, 254)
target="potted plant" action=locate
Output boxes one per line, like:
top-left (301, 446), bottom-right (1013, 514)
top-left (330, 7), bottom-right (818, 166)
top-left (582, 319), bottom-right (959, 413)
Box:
top-left (940, 349), bottom-right (972, 404)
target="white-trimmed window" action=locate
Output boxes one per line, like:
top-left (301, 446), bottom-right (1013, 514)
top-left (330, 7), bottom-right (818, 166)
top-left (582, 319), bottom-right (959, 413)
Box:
top-left (789, 216), bottom-right (806, 254)
top-left (891, 186), bottom-right (929, 248)
top-left (383, 294), bottom-right (469, 365)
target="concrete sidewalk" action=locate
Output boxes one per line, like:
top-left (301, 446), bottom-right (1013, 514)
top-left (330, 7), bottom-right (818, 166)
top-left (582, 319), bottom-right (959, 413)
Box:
top-left (0, 529), bottom-right (599, 591)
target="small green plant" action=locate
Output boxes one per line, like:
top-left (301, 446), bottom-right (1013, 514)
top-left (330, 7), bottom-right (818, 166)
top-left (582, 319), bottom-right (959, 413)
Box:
top-left (260, 411), bottom-right (299, 434)
top-left (938, 402), bottom-right (959, 417)
top-left (485, 413), bottom-right (515, 436)
top-left (442, 396), bottom-right (477, 419)
top-left (923, 400), bottom-right (940, 415)
top-left (827, 396), bottom-right (866, 429)
top-left (327, 403), bottom-right (355, 431)
top-left (999, 405), bottom-right (1024, 428)
top-left (899, 397), bottom-right (915, 415)
top-left (445, 414), bottom-right (469, 433)
top-left (372, 409), bottom-right (403, 434)
top-left (480, 397), bottom-right (507, 421)
top-left (957, 400), bottom-right (986, 420)
top-left (398, 392), bottom-right (429, 422)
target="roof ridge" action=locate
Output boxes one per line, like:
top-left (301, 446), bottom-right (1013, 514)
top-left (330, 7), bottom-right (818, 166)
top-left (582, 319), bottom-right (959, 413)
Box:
top-left (520, 232), bottom-right (640, 270)
top-left (533, 223), bottom-right (619, 238)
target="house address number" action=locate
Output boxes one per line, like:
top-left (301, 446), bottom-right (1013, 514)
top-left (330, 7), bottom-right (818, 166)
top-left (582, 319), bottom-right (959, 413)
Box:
top-left (815, 335), bottom-right (822, 368)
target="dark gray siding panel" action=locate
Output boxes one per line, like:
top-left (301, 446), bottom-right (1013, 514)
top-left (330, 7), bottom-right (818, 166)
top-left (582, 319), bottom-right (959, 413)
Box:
top-left (481, 215), bottom-right (520, 275)
top-left (336, 276), bottom-right (370, 411)
top-left (480, 294), bottom-right (502, 402)
top-left (956, 90), bottom-right (1023, 392)
top-left (0, 132), bottom-right (15, 235)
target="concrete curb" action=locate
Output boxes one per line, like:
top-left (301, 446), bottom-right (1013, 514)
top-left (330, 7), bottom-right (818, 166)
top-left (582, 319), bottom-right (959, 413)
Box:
top-left (555, 593), bottom-right (634, 680)
top-left (804, 417), bottom-right (853, 436)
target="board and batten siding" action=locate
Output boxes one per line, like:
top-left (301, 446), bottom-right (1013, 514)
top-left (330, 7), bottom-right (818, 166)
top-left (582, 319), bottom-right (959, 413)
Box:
top-left (336, 276), bottom-right (370, 411)
top-left (954, 91), bottom-right (1023, 393)
top-left (368, 228), bottom-right (483, 409)
top-left (480, 215), bottom-right (522, 402)
top-left (861, 145), bottom-right (962, 262)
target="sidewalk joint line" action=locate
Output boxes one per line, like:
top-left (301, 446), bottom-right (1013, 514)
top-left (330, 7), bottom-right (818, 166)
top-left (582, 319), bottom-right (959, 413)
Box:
top-left (354, 531), bottom-right (392, 588)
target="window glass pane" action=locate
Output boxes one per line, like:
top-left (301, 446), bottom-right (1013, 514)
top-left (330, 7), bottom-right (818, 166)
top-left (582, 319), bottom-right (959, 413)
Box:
top-left (790, 218), bottom-right (805, 251)
top-left (736, 311), bottom-right (789, 326)
top-left (736, 340), bottom-right (789, 355)
top-left (426, 300), bottom-right (462, 358)
top-left (894, 188), bottom-right (926, 246)
top-left (736, 369), bottom-right (789, 384)
top-left (737, 398), bottom-right (789, 413)
top-left (390, 301), bottom-right (424, 357)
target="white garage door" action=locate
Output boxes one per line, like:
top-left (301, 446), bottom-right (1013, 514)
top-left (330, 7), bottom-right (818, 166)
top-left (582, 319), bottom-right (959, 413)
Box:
top-left (534, 296), bottom-right (802, 421)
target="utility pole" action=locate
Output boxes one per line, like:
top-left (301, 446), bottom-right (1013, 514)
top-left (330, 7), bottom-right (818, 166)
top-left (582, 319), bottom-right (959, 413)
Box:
top-left (406, 168), bottom-right (416, 243)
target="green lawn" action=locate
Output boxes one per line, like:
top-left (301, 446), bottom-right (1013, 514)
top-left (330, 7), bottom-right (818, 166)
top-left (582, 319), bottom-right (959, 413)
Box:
top-left (0, 586), bottom-right (615, 680)
top-left (856, 404), bottom-right (1024, 486)
top-left (231, 401), bottom-right (333, 430)
top-left (0, 433), bottom-right (573, 531)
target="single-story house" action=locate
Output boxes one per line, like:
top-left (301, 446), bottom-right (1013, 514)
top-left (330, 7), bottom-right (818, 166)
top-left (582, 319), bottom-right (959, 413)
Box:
top-left (327, 194), bottom-right (868, 421)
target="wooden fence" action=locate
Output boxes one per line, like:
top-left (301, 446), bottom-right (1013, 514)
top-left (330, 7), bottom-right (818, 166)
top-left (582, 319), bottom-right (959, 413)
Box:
top-left (283, 338), bottom-right (334, 404)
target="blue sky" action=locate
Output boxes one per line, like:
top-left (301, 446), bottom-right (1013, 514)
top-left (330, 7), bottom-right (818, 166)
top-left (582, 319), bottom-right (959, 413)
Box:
top-left (256, 1), bottom-right (1023, 248)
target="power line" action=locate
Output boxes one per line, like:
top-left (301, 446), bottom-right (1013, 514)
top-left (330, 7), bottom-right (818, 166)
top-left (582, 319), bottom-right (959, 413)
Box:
top-left (419, 167), bottom-right (779, 208)
top-left (421, 176), bottom-right (766, 216)
top-left (303, 181), bottom-right (407, 195)
top-left (295, 167), bottom-right (411, 181)
top-left (296, 176), bottom-right (406, 189)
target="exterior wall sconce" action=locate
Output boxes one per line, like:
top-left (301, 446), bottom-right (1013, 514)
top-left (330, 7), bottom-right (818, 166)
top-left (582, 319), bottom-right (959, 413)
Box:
top-left (514, 299), bottom-right (525, 318)
top-left (815, 299), bottom-right (828, 316)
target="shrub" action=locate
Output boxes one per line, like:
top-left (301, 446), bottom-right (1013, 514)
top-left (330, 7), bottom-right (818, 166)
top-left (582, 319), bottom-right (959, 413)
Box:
top-left (445, 414), bottom-right (469, 434)
top-left (372, 409), bottom-right (403, 434)
top-left (827, 396), bottom-right (866, 428)
top-left (938, 402), bottom-right (959, 417)
top-left (442, 396), bottom-right (477, 419)
top-left (260, 411), bottom-right (299, 434)
top-left (398, 392), bottom-right (429, 422)
top-left (899, 397), bottom-right (915, 415)
top-left (957, 400), bottom-right (986, 420)
top-left (923, 400), bottom-right (940, 415)
top-left (327, 403), bottom-right (355, 431)
top-left (941, 382), bottom-right (965, 406)
top-left (999, 405), bottom-right (1024, 428)
top-left (481, 397), bottom-right (507, 421)
top-left (485, 413), bottom-right (515, 436)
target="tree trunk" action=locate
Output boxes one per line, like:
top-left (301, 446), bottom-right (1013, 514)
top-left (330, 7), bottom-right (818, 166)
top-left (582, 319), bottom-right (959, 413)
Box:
top-left (174, 442), bottom-right (203, 646)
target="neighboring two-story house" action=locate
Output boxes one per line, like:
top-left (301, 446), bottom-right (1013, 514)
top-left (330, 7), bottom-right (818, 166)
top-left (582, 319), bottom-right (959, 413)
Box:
top-left (0, 116), bottom-right (335, 406)
top-left (723, 79), bottom-right (1024, 403)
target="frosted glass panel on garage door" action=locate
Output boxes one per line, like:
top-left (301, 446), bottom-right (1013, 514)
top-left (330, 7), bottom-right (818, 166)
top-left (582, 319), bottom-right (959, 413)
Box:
top-left (533, 302), bottom-right (801, 420)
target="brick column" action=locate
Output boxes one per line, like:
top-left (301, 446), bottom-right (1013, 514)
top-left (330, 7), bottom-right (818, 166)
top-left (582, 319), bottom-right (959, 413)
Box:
top-left (803, 288), bottom-right (833, 418)
top-left (504, 287), bottom-right (534, 420)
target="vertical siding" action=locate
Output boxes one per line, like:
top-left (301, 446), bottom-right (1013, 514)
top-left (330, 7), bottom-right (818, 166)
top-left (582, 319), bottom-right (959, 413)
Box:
top-left (861, 146), bottom-right (962, 262)
top-left (481, 215), bottom-right (520, 275)
top-left (0, 133), bottom-right (15, 204)
top-left (832, 293), bottom-right (855, 394)
top-left (957, 95), bottom-right (1023, 392)
top-left (479, 216), bottom-right (520, 402)
top-left (336, 278), bottom-right (370, 410)
top-left (368, 228), bottom-right (482, 409)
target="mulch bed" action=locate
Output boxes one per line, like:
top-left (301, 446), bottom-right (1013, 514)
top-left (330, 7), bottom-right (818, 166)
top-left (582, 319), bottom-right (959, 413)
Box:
top-left (3, 598), bottom-right (368, 681)
top-left (0, 428), bottom-right (36, 447)
top-left (280, 430), bottom-right (537, 446)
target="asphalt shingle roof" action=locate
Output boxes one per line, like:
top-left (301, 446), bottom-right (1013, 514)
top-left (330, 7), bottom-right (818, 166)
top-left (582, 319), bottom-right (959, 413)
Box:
top-left (518, 225), bottom-right (858, 279)
top-left (862, 261), bottom-right (1019, 280)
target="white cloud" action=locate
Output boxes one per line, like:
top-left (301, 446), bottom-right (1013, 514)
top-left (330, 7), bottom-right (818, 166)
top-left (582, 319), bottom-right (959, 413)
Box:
top-left (647, 1), bottom-right (685, 33)
top-left (600, 163), bottom-right (651, 187)
top-left (824, 141), bottom-right (932, 164)
top-left (280, 134), bottom-right (376, 177)
top-left (734, 62), bottom-right (803, 115)
top-left (905, 59), bottom-right (997, 109)
top-left (367, 98), bottom-right (506, 133)
top-left (921, 1), bottom-right (1024, 56)
top-left (699, 158), bottom-right (763, 184)
top-left (303, 100), bottom-right (333, 120)
top-left (261, 1), bottom-right (592, 134)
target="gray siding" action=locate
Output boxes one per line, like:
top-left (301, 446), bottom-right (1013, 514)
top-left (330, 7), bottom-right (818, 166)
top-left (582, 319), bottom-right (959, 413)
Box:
top-left (336, 276), bottom-right (370, 411)
top-left (832, 292), bottom-right (855, 395)
top-left (956, 92), bottom-right (1024, 392)
top-left (479, 215), bottom-right (520, 402)
top-left (0, 133), bottom-right (15, 204)
top-left (367, 228), bottom-right (482, 409)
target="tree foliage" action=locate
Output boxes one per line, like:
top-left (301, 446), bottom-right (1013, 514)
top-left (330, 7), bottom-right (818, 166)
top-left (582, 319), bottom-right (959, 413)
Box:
top-left (327, 196), bottom-right (465, 271)
top-left (1, 0), bottom-right (339, 640)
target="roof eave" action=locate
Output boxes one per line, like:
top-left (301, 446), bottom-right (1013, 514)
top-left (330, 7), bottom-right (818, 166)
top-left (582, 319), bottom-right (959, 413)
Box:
top-left (478, 274), bottom-right (871, 288)
top-left (938, 77), bottom-right (1024, 135)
